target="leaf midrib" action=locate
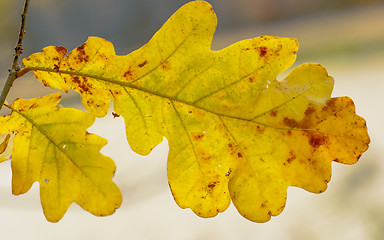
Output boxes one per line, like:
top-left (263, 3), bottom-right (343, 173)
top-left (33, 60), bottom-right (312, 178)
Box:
top-left (24, 67), bottom-right (297, 130)
top-left (24, 67), bottom-right (368, 145)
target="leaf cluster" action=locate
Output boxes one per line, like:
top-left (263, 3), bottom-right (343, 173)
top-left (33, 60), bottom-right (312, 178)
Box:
top-left (0, 1), bottom-right (370, 223)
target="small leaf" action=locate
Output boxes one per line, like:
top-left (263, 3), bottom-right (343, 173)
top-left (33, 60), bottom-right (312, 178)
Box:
top-left (22, 1), bottom-right (370, 222)
top-left (0, 93), bottom-right (121, 222)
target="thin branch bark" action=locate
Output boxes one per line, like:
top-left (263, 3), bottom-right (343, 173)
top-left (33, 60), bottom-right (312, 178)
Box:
top-left (0, 0), bottom-right (30, 111)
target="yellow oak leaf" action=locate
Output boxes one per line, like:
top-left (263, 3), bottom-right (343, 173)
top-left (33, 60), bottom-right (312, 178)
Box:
top-left (21, 1), bottom-right (369, 222)
top-left (0, 93), bottom-right (122, 222)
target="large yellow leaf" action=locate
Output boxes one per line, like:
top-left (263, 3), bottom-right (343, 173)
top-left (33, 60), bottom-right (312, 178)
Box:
top-left (0, 93), bottom-right (122, 222)
top-left (21, 1), bottom-right (369, 222)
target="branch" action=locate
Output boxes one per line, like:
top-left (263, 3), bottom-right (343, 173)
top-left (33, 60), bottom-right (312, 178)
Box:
top-left (0, 0), bottom-right (30, 111)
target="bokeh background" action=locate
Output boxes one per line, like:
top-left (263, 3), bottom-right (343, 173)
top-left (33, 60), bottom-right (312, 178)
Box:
top-left (0, 0), bottom-right (383, 239)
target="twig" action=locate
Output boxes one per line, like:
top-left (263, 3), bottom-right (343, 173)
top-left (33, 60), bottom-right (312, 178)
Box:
top-left (0, 0), bottom-right (30, 111)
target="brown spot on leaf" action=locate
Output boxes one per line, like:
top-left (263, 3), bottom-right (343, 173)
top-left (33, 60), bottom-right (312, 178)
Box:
top-left (306, 132), bottom-right (329, 149)
top-left (77, 44), bottom-right (85, 51)
top-left (138, 60), bottom-right (148, 67)
top-left (54, 46), bottom-right (67, 55)
top-left (192, 133), bottom-right (204, 140)
top-left (112, 112), bottom-right (120, 118)
top-left (83, 77), bottom-right (93, 88)
top-left (249, 76), bottom-right (254, 83)
top-left (76, 44), bottom-right (89, 63)
top-left (261, 201), bottom-right (268, 208)
top-left (41, 79), bottom-right (48, 87)
top-left (72, 76), bottom-right (91, 94)
top-left (322, 98), bottom-right (336, 111)
top-left (287, 151), bottom-right (296, 163)
top-left (200, 152), bottom-right (212, 162)
top-left (80, 84), bottom-right (89, 94)
top-left (161, 60), bottom-right (171, 71)
top-left (258, 46), bottom-right (268, 57)
top-left (227, 141), bottom-right (242, 157)
top-left (82, 55), bottom-right (90, 63)
top-left (225, 168), bottom-right (232, 177)
top-left (72, 76), bottom-right (80, 84)
top-left (123, 70), bottom-right (133, 79)
top-left (305, 105), bottom-right (316, 116)
top-left (208, 182), bottom-right (218, 189)
top-left (256, 125), bottom-right (265, 133)
top-left (283, 118), bottom-right (297, 128)
top-left (22, 103), bottom-right (38, 111)
top-left (270, 110), bottom-right (278, 117)
top-left (53, 64), bottom-right (59, 72)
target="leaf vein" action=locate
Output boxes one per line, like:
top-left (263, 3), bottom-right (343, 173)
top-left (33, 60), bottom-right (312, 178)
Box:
top-left (219, 116), bottom-right (256, 174)
top-left (122, 87), bottom-right (148, 129)
top-left (251, 84), bottom-right (315, 120)
top-left (130, 33), bottom-right (190, 84)
top-left (170, 100), bottom-right (208, 191)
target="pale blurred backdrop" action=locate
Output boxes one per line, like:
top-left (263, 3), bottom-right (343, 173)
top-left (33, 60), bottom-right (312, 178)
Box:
top-left (0, 0), bottom-right (383, 239)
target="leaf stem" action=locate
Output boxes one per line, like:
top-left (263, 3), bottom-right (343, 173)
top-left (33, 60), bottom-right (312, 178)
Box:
top-left (0, 0), bottom-right (30, 111)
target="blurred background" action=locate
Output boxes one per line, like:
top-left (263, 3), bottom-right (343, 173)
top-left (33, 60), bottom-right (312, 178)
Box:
top-left (0, 0), bottom-right (383, 239)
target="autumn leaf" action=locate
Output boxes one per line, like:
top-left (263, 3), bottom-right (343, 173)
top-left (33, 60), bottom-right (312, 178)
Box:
top-left (0, 93), bottom-right (122, 222)
top-left (21, 1), bottom-right (369, 222)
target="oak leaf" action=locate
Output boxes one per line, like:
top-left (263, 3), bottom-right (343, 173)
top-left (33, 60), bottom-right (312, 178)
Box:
top-left (0, 93), bottom-right (122, 222)
top-left (21, 1), bottom-right (369, 222)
